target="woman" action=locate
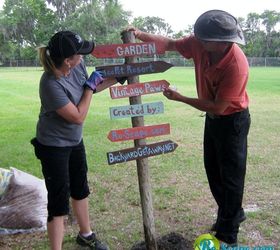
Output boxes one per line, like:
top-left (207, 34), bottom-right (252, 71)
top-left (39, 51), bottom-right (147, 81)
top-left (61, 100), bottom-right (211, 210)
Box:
top-left (31, 30), bottom-right (116, 250)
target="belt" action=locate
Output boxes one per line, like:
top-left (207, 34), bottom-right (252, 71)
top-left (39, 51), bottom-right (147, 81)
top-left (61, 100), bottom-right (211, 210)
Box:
top-left (206, 109), bottom-right (248, 120)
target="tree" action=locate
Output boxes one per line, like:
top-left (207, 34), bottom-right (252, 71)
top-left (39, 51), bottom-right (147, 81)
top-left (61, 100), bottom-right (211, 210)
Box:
top-left (132, 16), bottom-right (173, 37)
top-left (0, 0), bottom-right (57, 60)
top-left (260, 10), bottom-right (280, 56)
top-left (65, 0), bottom-right (130, 44)
top-left (0, 0), bottom-right (130, 60)
top-left (46, 0), bottom-right (82, 22)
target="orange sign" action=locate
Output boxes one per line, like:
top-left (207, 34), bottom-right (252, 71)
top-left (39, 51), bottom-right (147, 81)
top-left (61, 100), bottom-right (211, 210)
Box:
top-left (107, 123), bottom-right (170, 142)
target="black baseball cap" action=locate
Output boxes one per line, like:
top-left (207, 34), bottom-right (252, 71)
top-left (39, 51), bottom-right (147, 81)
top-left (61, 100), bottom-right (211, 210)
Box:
top-left (48, 31), bottom-right (95, 58)
top-left (194, 10), bottom-right (245, 45)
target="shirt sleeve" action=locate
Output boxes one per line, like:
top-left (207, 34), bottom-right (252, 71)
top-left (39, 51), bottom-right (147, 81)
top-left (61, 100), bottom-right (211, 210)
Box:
top-left (175, 35), bottom-right (201, 59)
top-left (40, 78), bottom-right (70, 112)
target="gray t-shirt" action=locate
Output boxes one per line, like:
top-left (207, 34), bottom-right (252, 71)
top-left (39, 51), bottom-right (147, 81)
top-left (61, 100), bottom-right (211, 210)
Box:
top-left (36, 61), bottom-right (89, 147)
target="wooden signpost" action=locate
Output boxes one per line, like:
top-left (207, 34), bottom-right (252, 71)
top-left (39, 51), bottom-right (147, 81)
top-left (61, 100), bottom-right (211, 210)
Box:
top-left (92, 42), bottom-right (165, 58)
top-left (109, 80), bottom-right (170, 99)
top-left (109, 101), bottom-right (164, 120)
top-left (107, 124), bottom-right (170, 142)
top-left (95, 31), bottom-right (177, 250)
top-left (96, 61), bottom-right (173, 78)
top-left (107, 140), bottom-right (178, 165)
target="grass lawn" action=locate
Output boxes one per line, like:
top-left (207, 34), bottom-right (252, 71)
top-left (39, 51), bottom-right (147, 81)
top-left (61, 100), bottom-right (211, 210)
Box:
top-left (0, 66), bottom-right (279, 249)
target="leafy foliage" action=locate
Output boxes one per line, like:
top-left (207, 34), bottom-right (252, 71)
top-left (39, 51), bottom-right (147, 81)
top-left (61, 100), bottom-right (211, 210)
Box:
top-left (0, 1), bottom-right (280, 61)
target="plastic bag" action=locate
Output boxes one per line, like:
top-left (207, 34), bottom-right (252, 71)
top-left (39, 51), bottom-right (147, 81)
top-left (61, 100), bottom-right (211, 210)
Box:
top-left (0, 168), bottom-right (12, 199)
top-left (0, 167), bottom-right (47, 234)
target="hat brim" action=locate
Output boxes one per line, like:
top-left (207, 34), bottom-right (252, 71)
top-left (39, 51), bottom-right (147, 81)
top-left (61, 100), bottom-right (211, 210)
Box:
top-left (77, 41), bottom-right (95, 55)
top-left (197, 30), bottom-right (246, 45)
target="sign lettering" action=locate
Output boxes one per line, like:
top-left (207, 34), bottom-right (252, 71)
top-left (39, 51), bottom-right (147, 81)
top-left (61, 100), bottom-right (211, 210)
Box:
top-left (107, 140), bottom-right (178, 165)
top-left (107, 124), bottom-right (171, 142)
top-left (92, 42), bottom-right (165, 58)
top-left (110, 102), bottom-right (164, 120)
top-left (110, 80), bottom-right (170, 99)
top-left (96, 61), bottom-right (173, 78)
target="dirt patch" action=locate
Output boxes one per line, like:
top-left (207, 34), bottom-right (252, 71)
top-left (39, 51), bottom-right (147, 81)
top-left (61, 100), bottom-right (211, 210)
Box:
top-left (131, 232), bottom-right (192, 250)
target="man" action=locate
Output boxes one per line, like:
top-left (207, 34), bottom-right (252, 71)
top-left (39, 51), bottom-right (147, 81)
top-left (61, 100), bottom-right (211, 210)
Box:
top-left (130, 10), bottom-right (251, 245)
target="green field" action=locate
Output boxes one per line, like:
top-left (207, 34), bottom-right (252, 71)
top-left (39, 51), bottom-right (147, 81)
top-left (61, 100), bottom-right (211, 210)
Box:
top-left (0, 66), bottom-right (279, 249)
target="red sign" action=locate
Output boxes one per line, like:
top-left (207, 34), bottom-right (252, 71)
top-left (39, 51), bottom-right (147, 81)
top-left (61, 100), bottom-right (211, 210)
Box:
top-left (96, 61), bottom-right (173, 78)
top-left (92, 42), bottom-right (165, 58)
top-left (109, 80), bottom-right (169, 99)
top-left (107, 140), bottom-right (178, 165)
top-left (107, 123), bottom-right (170, 142)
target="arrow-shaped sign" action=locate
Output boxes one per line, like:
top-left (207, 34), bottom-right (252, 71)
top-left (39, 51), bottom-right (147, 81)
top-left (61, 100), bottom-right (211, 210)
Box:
top-left (96, 61), bottom-right (173, 78)
top-left (92, 42), bottom-right (165, 58)
top-left (107, 123), bottom-right (170, 142)
top-left (109, 101), bottom-right (164, 120)
top-left (109, 80), bottom-right (170, 99)
top-left (107, 140), bottom-right (178, 165)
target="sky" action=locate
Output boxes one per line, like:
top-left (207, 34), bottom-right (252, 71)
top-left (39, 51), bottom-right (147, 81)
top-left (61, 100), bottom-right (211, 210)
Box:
top-left (119, 0), bottom-right (280, 32)
top-left (0, 0), bottom-right (279, 32)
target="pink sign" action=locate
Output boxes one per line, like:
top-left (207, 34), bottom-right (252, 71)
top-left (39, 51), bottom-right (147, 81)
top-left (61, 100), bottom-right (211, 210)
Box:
top-left (92, 42), bottom-right (165, 58)
top-left (110, 80), bottom-right (169, 99)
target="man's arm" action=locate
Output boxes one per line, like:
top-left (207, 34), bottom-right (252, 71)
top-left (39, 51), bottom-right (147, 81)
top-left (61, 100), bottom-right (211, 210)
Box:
top-left (128, 27), bottom-right (178, 51)
top-left (163, 88), bottom-right (230, 115)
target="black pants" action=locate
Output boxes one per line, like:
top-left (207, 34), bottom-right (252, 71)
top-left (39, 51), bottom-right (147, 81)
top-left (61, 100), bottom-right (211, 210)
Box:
top-left (203, 109), bottom-right (250, 239)
top-left (31, 138), bottom-right (90, 220)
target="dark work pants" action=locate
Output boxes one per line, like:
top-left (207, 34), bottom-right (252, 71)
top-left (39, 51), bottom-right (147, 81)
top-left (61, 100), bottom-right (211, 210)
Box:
top-left (31, 138), bottom-right (90, 221)
top-left (203, 109), bottom-right (250, 240)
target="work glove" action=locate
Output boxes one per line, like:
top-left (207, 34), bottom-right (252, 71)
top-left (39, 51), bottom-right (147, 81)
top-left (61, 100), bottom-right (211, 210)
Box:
top-left (84, 70), bottom-right (104, 91)
top-left (116, 77), bottom-right (127, 85)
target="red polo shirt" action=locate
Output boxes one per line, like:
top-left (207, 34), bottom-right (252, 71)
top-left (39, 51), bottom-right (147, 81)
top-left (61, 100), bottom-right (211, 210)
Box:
top-left (175, 35), bottom-right (249, 115)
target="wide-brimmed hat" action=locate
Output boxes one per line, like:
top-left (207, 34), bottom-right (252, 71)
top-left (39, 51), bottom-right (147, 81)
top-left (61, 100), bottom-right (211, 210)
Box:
top-left (48, 31), bottom-right (95, 58)
top-left (194, 10), bottom-right (245, 45)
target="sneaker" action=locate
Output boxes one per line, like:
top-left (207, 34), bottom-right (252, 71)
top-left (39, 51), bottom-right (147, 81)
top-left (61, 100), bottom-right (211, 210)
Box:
top-left (210, 209), bottom-right (246, 231)
top-left (76, 232), bottom-right (108, 250)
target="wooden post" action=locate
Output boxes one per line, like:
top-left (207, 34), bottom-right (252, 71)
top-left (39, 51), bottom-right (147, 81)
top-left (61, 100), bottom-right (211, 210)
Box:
top-left (121, 31), bottom-right (158, 250)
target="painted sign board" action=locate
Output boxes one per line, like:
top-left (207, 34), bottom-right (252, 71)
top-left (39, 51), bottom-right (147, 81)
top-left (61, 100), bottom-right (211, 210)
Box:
top-left (107, 140), bottom-right (178, 165)
top-left (96, 61), bottom-right (173, 78)
top-left (92, 42), bottom-right (165, 58)
top-left (109, 101), bottom-right (164, 120)
top-left (109, 80), bottom-right (170, 99)
top-left (107, 123), bottom-right (170, 142)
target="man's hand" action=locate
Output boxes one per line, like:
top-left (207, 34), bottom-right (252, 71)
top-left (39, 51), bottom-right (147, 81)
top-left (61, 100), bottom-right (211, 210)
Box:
top-left (163, 87), bottom-right (182, 101)
top-left (84, 70), bottom-right (104, 91)
top-left (122, 26), bottom-right (142, 39)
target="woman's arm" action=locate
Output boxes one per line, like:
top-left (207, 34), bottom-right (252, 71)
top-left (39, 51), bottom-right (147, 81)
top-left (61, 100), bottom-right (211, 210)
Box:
top-left (56, 88), bottom-right (93, 125)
